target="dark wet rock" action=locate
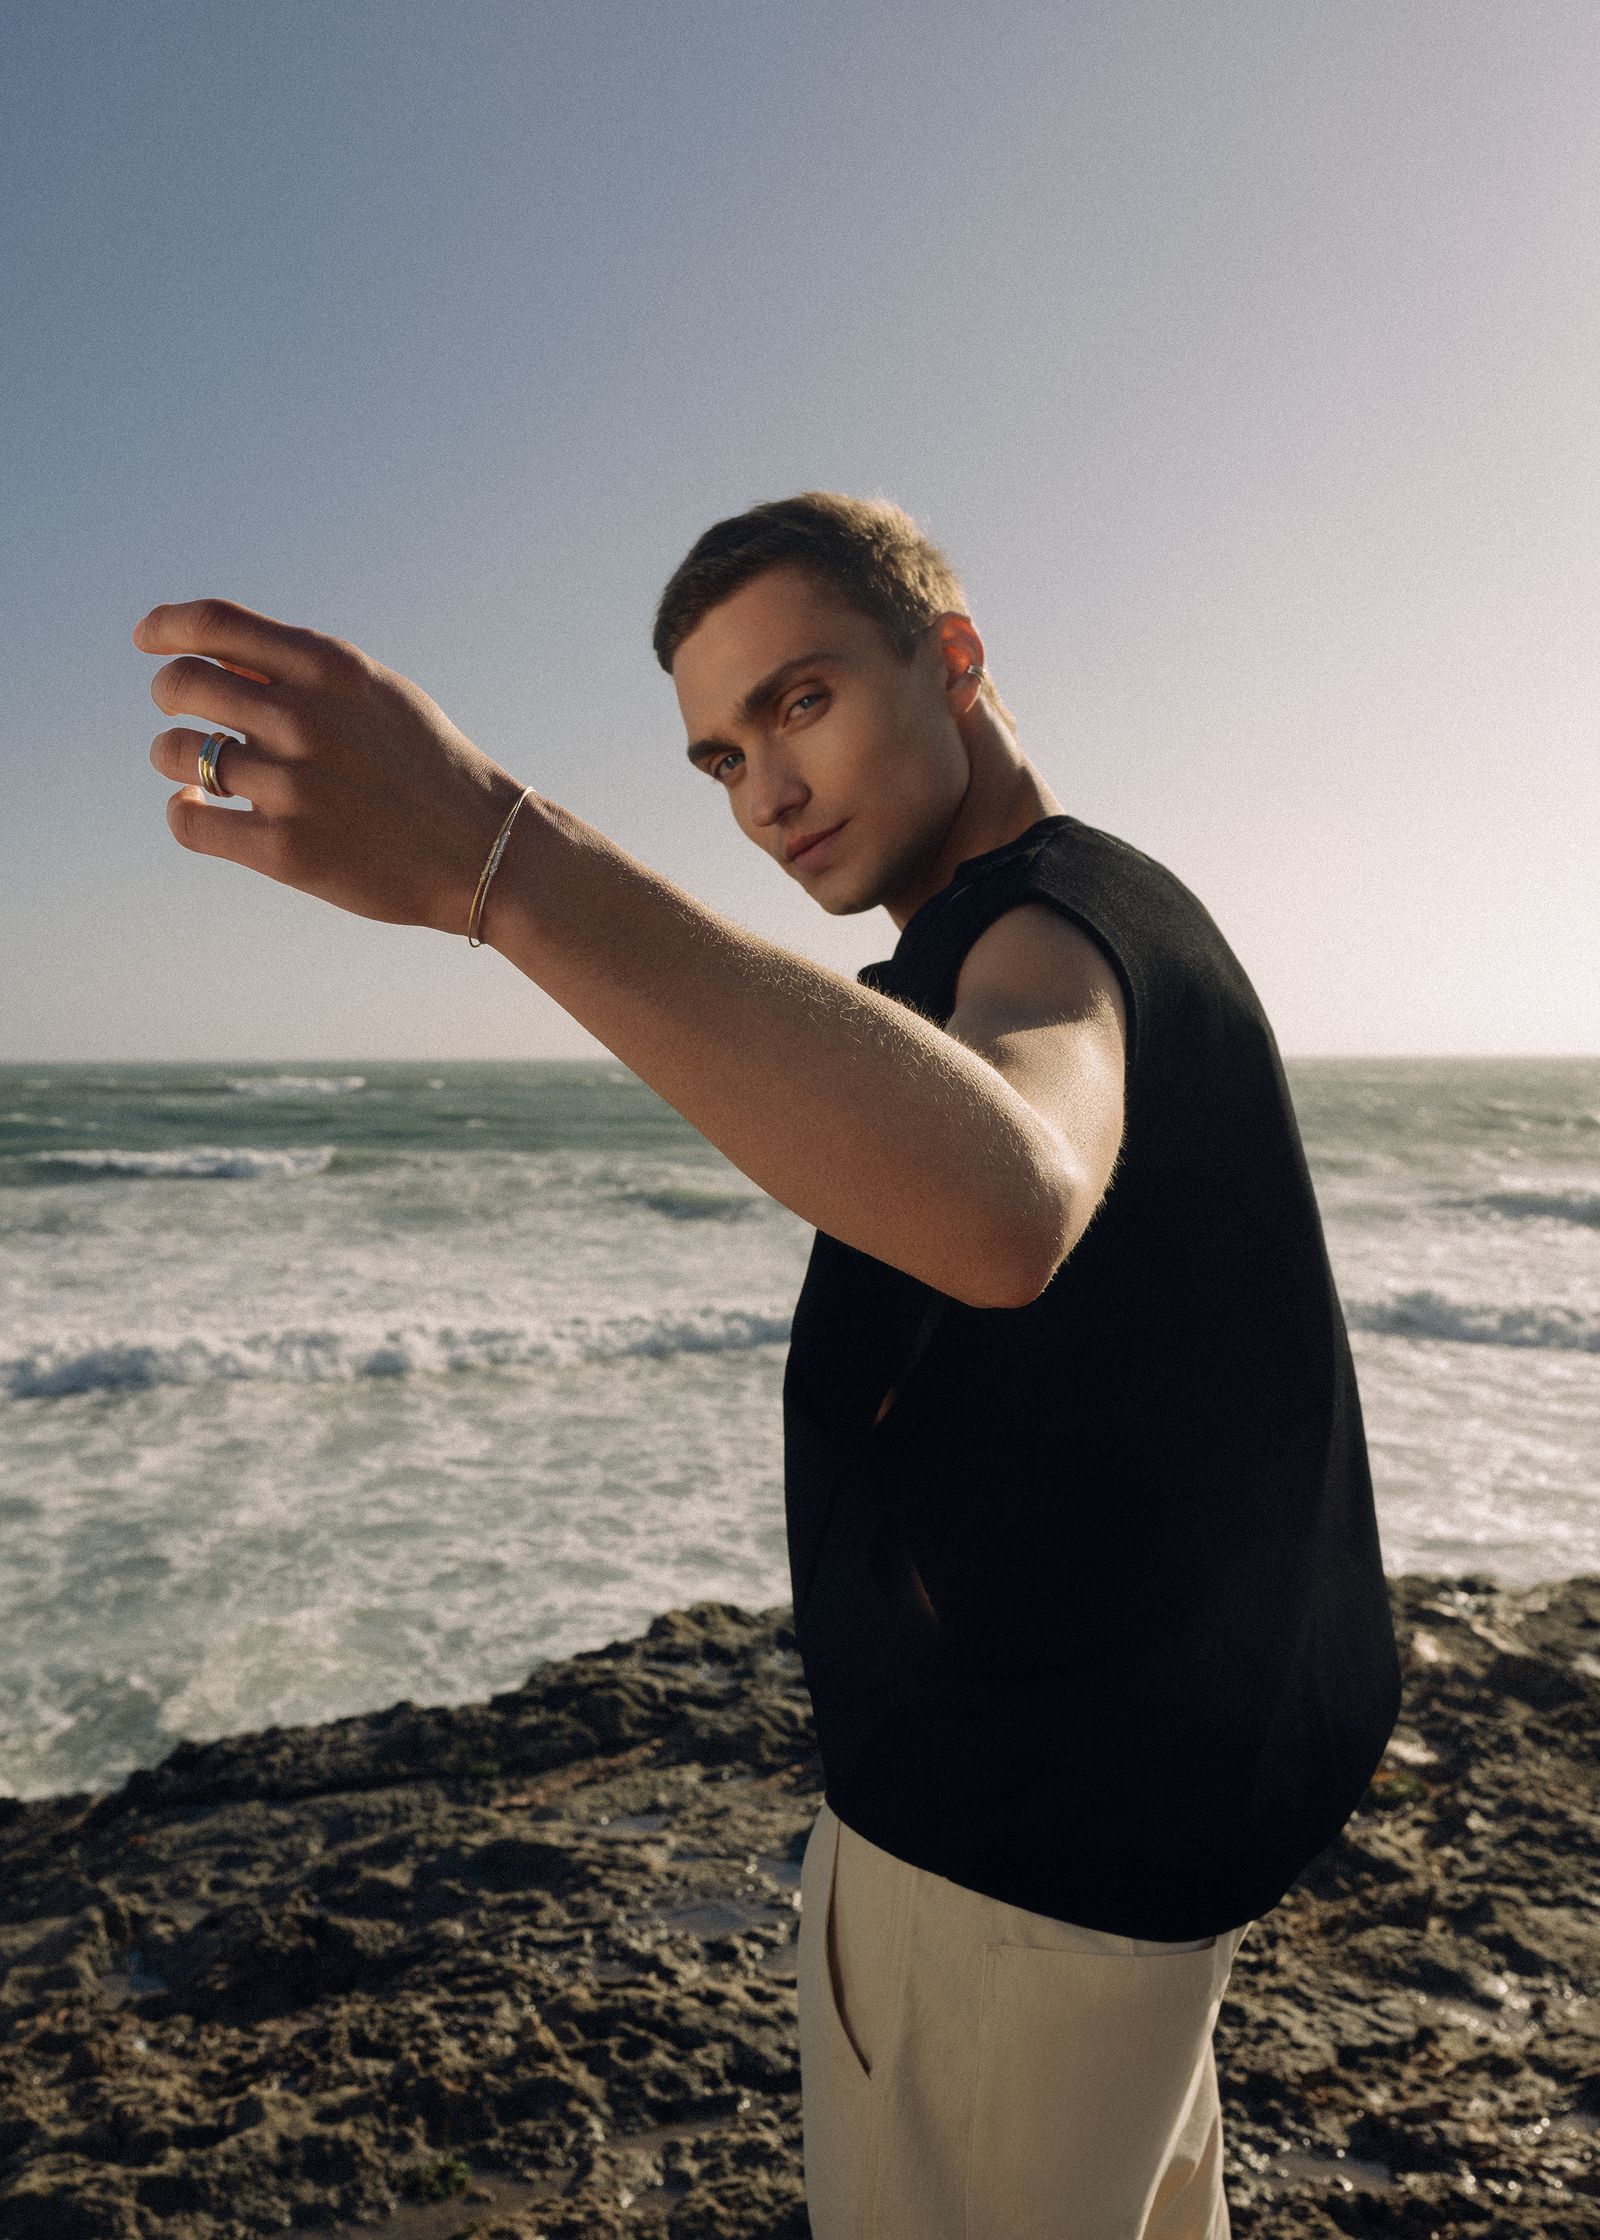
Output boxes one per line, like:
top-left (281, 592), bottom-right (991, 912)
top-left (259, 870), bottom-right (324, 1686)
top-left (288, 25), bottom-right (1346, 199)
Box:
top-left (2, 1579), bottom-right (1597, 2237)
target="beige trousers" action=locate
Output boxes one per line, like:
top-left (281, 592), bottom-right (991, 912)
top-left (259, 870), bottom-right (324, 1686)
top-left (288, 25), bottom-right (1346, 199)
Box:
top-left (797, 1799), bottom-right (1252, 2240)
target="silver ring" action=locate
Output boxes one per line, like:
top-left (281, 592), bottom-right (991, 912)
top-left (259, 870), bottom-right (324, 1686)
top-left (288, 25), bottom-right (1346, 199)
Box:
top-left (198, 731), bottom-right (234, 798)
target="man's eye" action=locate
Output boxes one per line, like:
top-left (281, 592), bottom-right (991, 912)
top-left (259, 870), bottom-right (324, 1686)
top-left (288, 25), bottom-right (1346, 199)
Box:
top-left (787, 691), bottom-right (825, 718)
top-left (712, 750), bottom-right (742, 780)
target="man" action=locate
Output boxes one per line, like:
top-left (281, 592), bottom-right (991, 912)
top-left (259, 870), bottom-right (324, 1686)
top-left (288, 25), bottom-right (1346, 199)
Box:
top-left (139, 491), bottom-right (1402, 2238)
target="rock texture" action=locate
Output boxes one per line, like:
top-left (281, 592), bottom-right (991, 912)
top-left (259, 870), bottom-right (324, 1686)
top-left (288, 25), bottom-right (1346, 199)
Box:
top-left (1, 1574), bottom-right (1597, 2239)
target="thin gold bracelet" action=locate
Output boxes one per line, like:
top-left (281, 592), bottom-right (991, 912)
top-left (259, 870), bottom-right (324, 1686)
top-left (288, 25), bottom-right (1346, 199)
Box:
top-left (466, 786), bottom-right (536, 947)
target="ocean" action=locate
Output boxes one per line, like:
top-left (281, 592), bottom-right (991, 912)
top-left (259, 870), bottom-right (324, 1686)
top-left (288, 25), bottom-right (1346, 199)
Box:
top-left (1, 1056), bottom-right (1596, 1801)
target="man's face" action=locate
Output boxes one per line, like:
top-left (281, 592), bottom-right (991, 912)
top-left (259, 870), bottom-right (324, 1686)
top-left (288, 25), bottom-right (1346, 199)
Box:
top-left (671, 565), bottom-right (972, 917)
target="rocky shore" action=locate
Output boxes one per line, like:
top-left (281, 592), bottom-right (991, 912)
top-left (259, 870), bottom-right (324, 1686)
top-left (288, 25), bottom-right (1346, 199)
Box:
top-left (1, 1572), bottom-right (1597, 2240)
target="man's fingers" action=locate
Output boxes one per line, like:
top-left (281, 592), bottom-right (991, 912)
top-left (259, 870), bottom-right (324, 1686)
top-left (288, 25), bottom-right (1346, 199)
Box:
top-left (147, 653), bottom-right (290, 742)
top-left (166, 785), bottom-right (274, 867)
top-left (150, 726), bottom-right (286, 805)
top-left (134, 598), bottom-right (336, 689)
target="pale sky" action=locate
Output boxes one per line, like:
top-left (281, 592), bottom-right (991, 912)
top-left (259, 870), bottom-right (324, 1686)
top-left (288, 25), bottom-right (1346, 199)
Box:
top-left (2, 0), bottom-right (1595, 1061)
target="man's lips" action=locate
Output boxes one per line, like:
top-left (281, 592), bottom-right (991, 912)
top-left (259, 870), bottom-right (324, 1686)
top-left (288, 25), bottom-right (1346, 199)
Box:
top-left (784, 819), bottom-right (847, 867)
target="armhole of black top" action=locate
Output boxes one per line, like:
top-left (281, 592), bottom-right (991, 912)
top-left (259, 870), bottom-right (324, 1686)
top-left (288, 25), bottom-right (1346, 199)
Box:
top-left (949, 885), bottom-right (1142, 1089)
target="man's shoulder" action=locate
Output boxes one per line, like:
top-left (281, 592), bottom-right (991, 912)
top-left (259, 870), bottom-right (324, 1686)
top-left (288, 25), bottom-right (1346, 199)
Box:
top-left (1020, 815), bottom-right (1248, 996)
top-left (1025, 813), bottom-right (1198, 910)
top-left (950, 899), bottom-right (1128, 1036)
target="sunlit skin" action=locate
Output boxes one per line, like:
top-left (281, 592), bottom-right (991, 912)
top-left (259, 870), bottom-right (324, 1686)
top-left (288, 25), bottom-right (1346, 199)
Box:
top-left (136, 569), bottom-right (1126, 1310)
top-left (670, 564), bottom-right (1064, 930)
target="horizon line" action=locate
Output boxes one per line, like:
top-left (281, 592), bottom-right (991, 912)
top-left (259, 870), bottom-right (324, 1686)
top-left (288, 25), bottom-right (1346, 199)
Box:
top-left (3, 1050), bottom-right (1598, 1068)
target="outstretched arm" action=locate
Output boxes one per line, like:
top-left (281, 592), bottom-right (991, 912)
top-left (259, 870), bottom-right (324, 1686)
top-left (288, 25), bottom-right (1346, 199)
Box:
top-left (139, 599), bottom-right (1125, 1308)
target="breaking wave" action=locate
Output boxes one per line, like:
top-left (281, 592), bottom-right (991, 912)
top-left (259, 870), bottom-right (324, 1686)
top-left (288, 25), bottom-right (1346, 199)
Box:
top-left (1445, 1188), bottom-right (1600, 1230)
top-left (3, 1307), bottom-right (794, 1401)
top-left (618, 1186), bottom-right (763, 1222)
top-left (23, 1146), bottom-right (335, 1182)
top-left (226, 1074), bottom-right (367, 1097)
top-left (1347, 1289), bottom-right (1600, 1354)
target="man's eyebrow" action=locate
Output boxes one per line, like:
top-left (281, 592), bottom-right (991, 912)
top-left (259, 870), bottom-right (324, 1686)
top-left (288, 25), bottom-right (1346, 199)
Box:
top-left (685, 649), bottom-right (842, 766)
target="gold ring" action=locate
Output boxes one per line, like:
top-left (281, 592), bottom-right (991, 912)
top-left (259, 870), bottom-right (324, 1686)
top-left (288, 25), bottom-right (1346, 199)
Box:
top-left (198, 732), bottom-right (233, 798)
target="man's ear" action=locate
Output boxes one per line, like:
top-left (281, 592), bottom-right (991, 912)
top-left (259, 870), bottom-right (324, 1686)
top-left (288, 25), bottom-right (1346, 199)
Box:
top-left (932, 612), bottom-right (988, 712)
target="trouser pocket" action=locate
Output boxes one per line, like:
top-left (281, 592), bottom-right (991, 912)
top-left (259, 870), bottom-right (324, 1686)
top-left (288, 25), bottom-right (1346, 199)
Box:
top-left (800, 1800), bottom-right (875, 2084)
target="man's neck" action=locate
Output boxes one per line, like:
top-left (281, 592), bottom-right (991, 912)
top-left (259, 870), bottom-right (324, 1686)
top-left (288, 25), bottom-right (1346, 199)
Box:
top-left (884, 717), bottom-right (1064, 931)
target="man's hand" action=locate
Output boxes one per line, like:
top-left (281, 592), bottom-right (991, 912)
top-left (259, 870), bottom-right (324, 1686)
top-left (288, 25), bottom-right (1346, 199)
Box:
top-left (139, 598), bottom-right (526, 934)
top-left (137, 597), bottom-right (1119, 1306)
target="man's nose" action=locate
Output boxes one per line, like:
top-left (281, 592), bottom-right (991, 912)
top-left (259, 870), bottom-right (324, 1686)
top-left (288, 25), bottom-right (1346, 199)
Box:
top-left (746, 757), bottom-right (808, 829)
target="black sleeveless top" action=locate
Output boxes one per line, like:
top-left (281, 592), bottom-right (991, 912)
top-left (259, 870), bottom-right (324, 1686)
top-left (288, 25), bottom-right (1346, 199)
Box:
top-left (782, 813), bottom-right (1401, 1939)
